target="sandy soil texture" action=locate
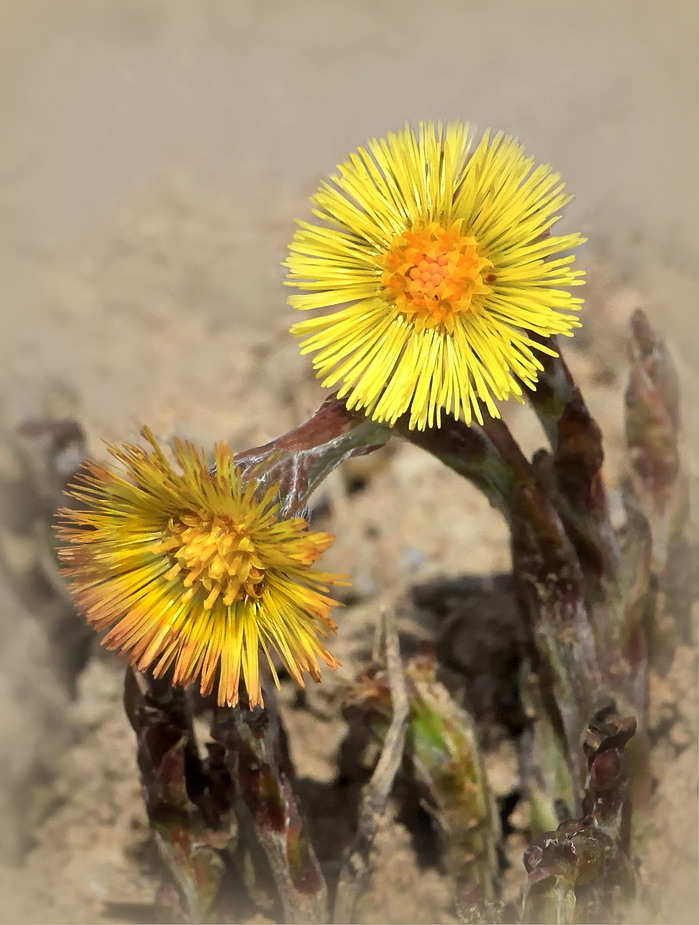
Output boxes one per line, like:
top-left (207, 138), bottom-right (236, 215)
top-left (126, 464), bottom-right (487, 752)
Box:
top-left (0, 2), bottom-right (697, 923)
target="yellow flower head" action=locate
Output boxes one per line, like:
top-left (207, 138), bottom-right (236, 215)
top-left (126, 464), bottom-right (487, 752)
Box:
top-left (286, 122), bottom-right (585, 430)
top-left (56, 430), bottom-right (344, 707)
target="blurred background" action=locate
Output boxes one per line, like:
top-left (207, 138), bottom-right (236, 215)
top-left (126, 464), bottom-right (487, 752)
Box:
top-left (0, 2), bottom-right (696, 922)
top-left (1, 0), bottom-right (697, 442)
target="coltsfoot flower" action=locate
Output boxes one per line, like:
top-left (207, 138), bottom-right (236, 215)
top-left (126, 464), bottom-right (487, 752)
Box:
top-left (57, 430), bottom-right (344, 707)
top-left (286, 122), bottom-right (585, 430)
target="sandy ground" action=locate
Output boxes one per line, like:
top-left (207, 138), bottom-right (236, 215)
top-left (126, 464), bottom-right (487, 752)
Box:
top-left (0, 2), bottom-right (697, 923)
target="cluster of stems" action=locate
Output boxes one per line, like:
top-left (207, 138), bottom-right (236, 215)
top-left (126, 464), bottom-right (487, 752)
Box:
top-left (37, 309), bottom-right (688, 923)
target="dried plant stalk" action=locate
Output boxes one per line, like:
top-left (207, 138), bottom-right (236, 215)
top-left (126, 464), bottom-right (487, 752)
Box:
top-left (344, 647), bottom-right (499, 917)
top-left (334, 610), bottom-right (409, 924)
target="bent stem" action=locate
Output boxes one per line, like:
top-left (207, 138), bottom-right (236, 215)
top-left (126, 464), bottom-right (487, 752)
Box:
top-left (234, 396), bottom-right (390, 516)
top-left (395, 412), bottom-right (616, 791)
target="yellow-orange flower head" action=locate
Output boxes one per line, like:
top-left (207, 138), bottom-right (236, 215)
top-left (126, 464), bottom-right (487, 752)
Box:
top-left (56, 430), bottom-right (344, 707)
top-left (286, 122), bottom-right (585, 430)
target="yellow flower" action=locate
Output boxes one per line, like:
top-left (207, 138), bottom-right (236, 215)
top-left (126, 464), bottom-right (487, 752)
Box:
top-left (286, 122), bottom-right (585, 430)
top-left (56, 430), bottom-right (344, 707)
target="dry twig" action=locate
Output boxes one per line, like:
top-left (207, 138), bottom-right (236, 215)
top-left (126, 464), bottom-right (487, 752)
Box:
top-left (333, 609), bottom-right (409, 924)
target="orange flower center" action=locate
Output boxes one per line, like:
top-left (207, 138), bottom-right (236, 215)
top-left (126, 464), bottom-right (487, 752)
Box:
top-left (157, 512), bottom-right (265, 610)
top-left (378, 221), bottom-right (493, 331)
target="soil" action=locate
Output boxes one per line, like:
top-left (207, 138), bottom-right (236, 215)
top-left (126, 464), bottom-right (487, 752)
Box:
top-left (0, 3), bottom-right (697, 924)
